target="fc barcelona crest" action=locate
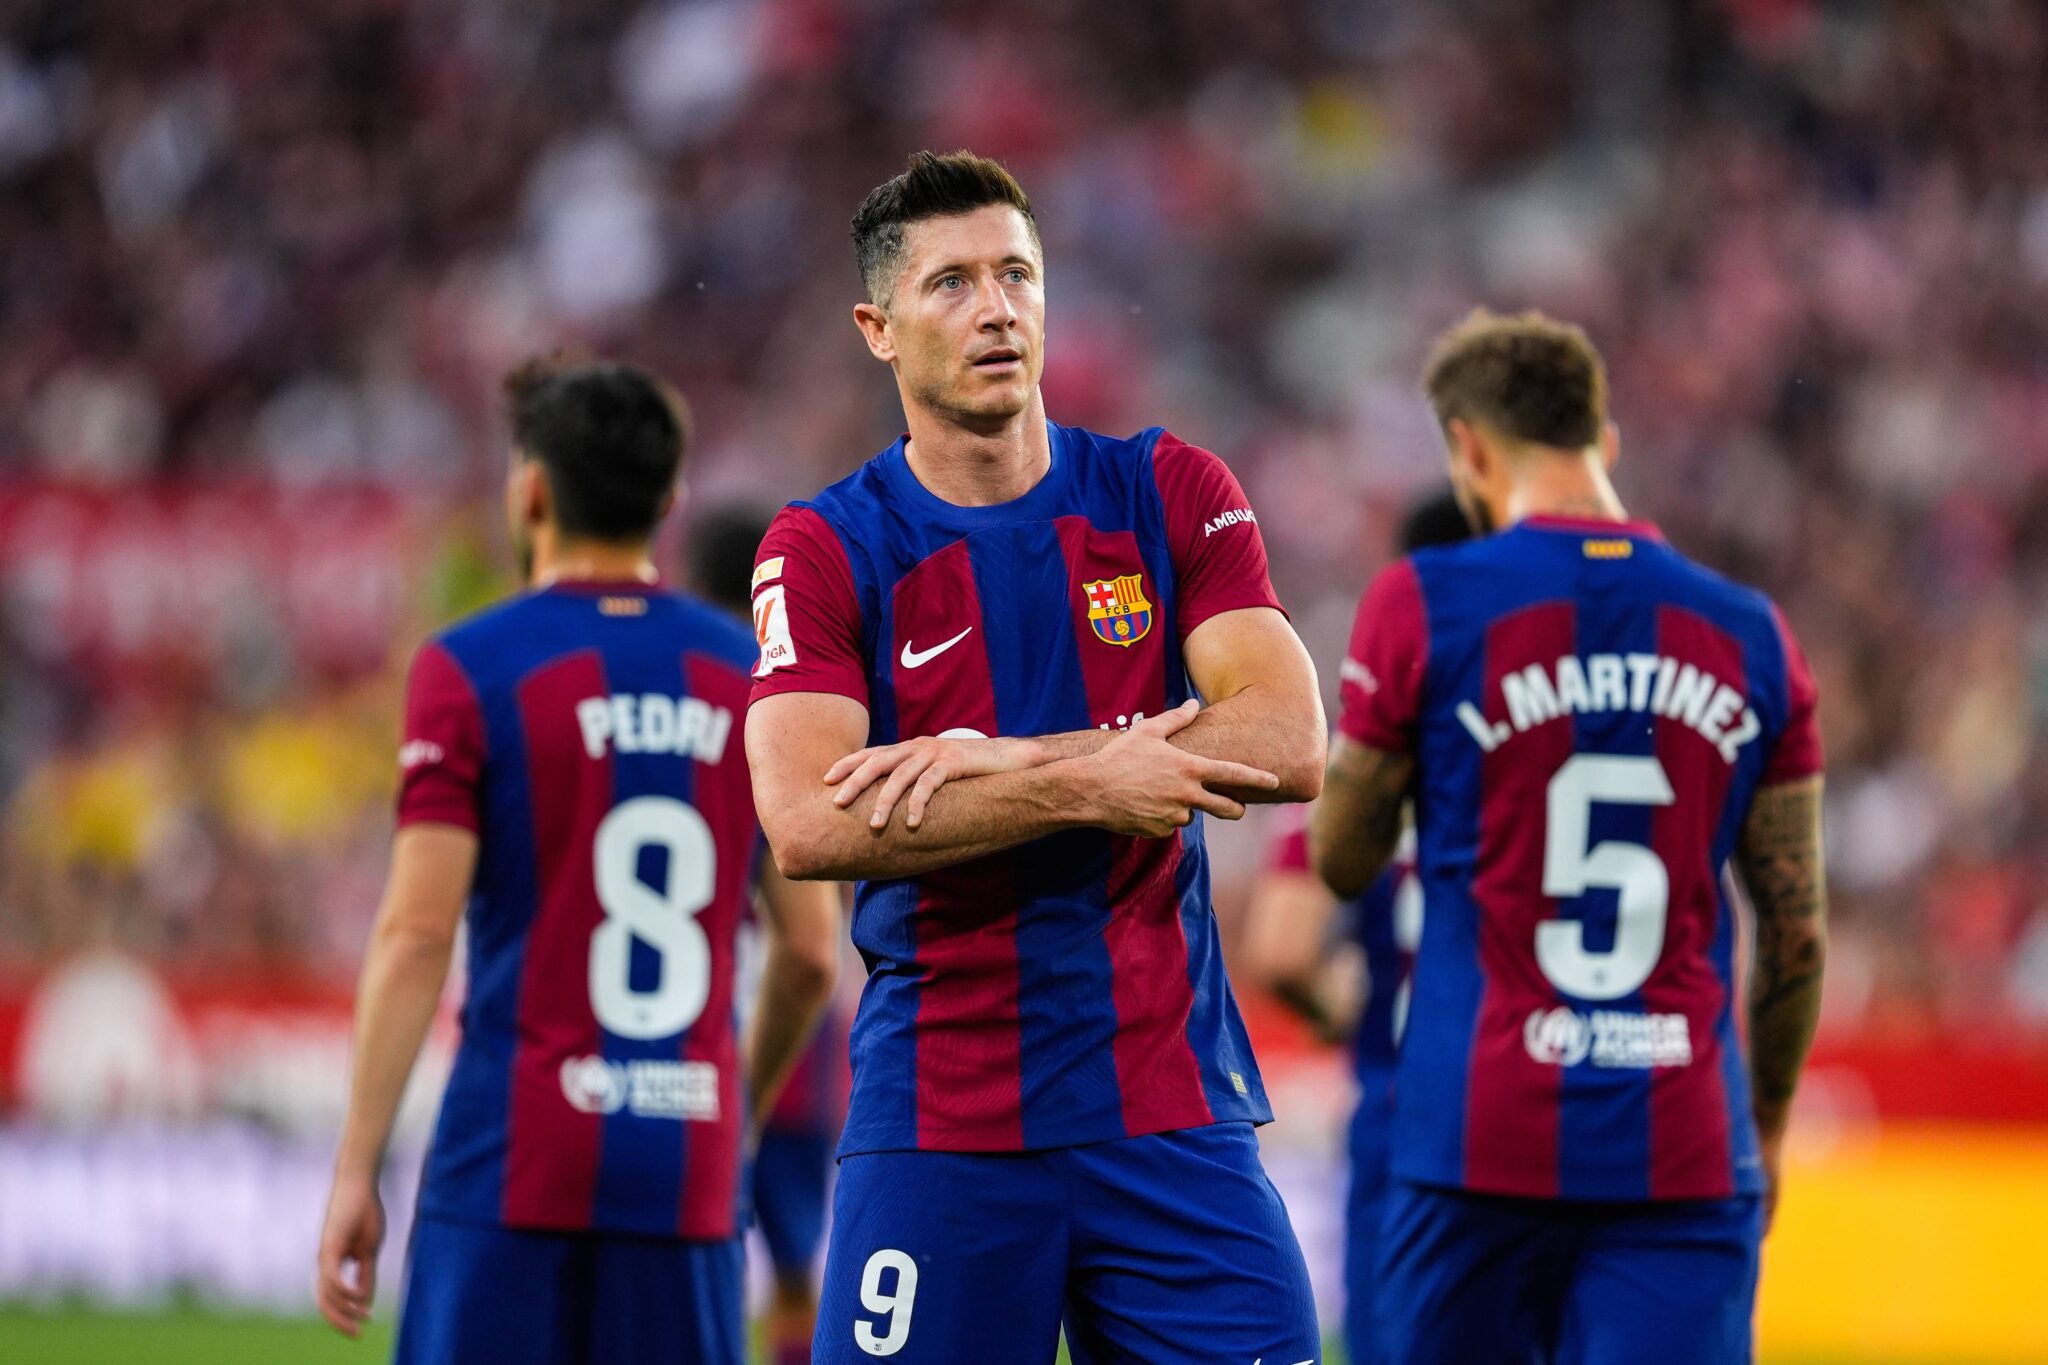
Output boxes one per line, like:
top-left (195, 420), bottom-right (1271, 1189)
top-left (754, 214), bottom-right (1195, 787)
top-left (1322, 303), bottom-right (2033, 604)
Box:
top-left (1083, 573), bottom-right (1154, 648)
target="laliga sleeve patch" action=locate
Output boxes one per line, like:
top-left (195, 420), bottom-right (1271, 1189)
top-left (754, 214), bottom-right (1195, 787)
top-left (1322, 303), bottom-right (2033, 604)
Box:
top-left (753, 583), bottom-right (797, 677)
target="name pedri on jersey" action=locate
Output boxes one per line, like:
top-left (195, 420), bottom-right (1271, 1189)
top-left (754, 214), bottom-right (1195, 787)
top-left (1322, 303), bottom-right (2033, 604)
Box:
top-left (396, 581), bottom-right (761, 1238)
top-left (1339, 517), bottom-right (1821, 1202)
top-left (750, 423), bottom-right (1280, 1156)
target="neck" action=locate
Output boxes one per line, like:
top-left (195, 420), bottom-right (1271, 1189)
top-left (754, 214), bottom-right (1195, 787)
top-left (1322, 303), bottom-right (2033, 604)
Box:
top-left (1500, 447), bottom-right (1628, 528)
top-left (899, 387), bottom-right (1052, 507)
top-left (531, 532), bottom-right (658, 586)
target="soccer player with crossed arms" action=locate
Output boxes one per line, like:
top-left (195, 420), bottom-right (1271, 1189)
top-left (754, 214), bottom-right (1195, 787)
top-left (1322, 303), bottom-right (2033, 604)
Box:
top-left (315, 360), bottom-right (841, 1363)
top-left (1312, 311), bottom-right (1828, 1364)
top-left (746, 151), bottom-right (1326, 1364)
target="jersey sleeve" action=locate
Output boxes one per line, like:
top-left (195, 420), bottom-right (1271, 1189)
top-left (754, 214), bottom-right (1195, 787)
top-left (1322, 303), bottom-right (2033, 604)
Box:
top-left (1761, 604), bottom-right (1823, 783)
top-left (1336, 559), bottom-right (1429, 753)
top-left (748, 505), bottom-right (869, 708)
top-left (396, 639), bottom-right (485, 831)
top-left (1263, 805), bottom-right (1311, 875)
top-left (1151, 431), bottom-right (1285, 638)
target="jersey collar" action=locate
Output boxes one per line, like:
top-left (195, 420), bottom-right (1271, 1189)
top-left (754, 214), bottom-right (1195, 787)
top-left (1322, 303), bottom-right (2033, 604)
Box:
top-left (1516, 513), bottom-right (1664, 541)
top-left (880, 420), bottom-right (1072, 528)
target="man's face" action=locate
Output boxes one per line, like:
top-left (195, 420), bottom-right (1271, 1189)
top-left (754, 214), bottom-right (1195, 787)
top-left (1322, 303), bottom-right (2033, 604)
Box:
top-left (865, 205), bottom-right (1045, 426)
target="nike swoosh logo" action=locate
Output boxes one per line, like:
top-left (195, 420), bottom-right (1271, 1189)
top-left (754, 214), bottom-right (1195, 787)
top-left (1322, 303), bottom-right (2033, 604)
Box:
top-left (900, 627), bottom-right (973, 669)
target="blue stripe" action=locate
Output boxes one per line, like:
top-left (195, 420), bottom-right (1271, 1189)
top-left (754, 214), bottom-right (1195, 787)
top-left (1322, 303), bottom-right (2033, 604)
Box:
top-left (1557, 558), bottom-right (1656, 1201)
top-left (968, 521), bottom-right (1121, 1145)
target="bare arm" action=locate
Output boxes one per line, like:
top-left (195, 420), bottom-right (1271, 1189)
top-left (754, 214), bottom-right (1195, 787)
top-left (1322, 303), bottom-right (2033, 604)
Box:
top-left (1307, 738), bottom-right (1414, 898)
top-left (317, 823), bottom-right (476, 1336)
top-left (750, 693), bottom-right (1275, 881)
top-left (826, 607), bottom-right (1324, 828)
top-left (1241, 865), bottom-right (1351, 1040)
top-left (1734, 775), bottom-right (1828, 1223)
top-left (745, 863), bottom-right (843, 1140)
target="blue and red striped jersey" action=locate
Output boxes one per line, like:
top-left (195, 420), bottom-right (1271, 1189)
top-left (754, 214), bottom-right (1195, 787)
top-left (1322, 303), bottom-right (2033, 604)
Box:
top-left (1337, 516), bottom-right (1822, 1202)
top-left (395, 580), bottom-right (761, 1238)
top-left (749, 422), bottom-right (1282, 1156)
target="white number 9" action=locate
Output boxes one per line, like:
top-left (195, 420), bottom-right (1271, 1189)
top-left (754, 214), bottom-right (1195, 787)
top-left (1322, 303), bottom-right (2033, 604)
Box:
top-left (855, 1248), bottom-right (919, 1357)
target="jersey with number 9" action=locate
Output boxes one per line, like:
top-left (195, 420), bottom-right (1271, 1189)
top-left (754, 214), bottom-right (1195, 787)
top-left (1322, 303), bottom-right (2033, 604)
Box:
top-left (396, 580), bottom-right (763, 1238)
top-left (1337, 516), bottom-right (1821, 1203)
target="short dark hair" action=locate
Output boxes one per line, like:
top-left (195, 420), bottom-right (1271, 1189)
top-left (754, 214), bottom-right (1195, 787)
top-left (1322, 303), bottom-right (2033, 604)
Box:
top-left (501, 354), bottom-right (688, 542)
top-left (689, 505), bottom-right (773, 618)
top-left (851, 149), bottom-right (1038, 305)
top-left (1399, 488), bottom-right (1475, 553)
top-left (1422, 309), bottom-right (1608, 450)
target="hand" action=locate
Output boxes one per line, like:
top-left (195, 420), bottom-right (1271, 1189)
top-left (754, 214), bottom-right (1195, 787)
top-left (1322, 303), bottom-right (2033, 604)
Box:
top-left (316, 1169), bottom-right (386, 1337)
top-left (826, 734), bottom-right (1046, 831)
top-left (1081, 702), bottom-right (1279, 836)
top-left (1757, 1125), bottom-right (1786, 1235)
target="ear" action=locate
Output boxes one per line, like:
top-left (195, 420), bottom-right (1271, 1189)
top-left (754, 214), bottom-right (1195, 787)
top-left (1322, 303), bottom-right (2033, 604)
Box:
top-left (1599, 420), bottom-right (1620, 471)
top-left (515, 458), bottom-right (550, 525)
top-left (853, 301), bottom-right (895, 363)
top-left (1447, 417), bottom-right (1490, 480)
top-left (658, 483), bottom-right (680, 522)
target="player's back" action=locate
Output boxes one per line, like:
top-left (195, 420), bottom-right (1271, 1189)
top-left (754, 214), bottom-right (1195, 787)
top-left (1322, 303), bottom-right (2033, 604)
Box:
top-left (397, 579), bottom-right (761, 1238)
top-left (1343, 515), bottom-right (1820, 1202)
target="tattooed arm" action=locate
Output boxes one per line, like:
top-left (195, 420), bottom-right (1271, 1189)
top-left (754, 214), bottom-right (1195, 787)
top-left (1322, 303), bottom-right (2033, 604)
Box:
top-left (1733, 774), bottom-right (1828, 1228)
top-left (1307, 737), bottom-right (1415, 898)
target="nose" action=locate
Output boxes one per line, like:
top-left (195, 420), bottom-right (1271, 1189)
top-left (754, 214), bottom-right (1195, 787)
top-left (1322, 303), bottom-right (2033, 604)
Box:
top-left (973, 271), bottom-right (1016, 332)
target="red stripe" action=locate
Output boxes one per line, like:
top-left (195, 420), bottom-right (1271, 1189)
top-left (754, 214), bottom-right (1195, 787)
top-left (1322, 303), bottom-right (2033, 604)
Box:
top-left (1464, 602), bottom-right (1575, 1197)
top-left (1645, 607), bottom-right (1742, 1199)
top-left (1054, 514), bottom-right (1210, 1134)
top-left (892, 540), bottom-right (1023, 1147)
top-left (678, 653), bottom-right (754, 1236)
top-left (503, 650), bottom-right (611, 1228)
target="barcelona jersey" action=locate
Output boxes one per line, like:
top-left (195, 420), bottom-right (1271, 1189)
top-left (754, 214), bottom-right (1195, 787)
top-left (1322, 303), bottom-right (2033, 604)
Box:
top-left (395, 580), bottom-right (761, 1237)
top-left (749, 422), bottom-right (1283, 1156)
top-left (1338, 516), bottom-right (1822, 1202)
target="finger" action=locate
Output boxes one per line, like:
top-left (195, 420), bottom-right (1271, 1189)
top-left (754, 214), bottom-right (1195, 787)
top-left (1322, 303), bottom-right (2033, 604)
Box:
top-left (823, 748), bottom-right (878, 785)
top-left (833, 750), bottom-right (904, 807)
top-left (353, 1248), bottom-right (377, 1308)
top-left (1191, 759), bottom-right (1280, 791)
top-left (869, 755), bottom-right (933, 829)
top-left (1189, 789), bottom-right (1248, 821)
top-left (1133, 699), bottom-right (1200, 737)
top-left (904, 763), bottom-right (953, 830)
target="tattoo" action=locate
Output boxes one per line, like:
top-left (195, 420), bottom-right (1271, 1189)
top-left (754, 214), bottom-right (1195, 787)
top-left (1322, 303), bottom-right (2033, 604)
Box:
top-left (1309, 740), bottom-right (1414, 897)
top-left (1736, 776), bottom-right (1828, 1125)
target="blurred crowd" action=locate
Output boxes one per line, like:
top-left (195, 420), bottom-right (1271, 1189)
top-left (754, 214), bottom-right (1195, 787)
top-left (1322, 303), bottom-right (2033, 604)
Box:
top-left (3, 0), bottom-right (2047, 1034)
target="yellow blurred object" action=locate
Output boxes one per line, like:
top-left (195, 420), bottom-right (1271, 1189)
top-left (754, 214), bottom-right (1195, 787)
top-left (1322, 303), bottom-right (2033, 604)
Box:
top-left (1759, 1123), bottom-right (2048, 1363)
top-left (218, 708), bottom-right (387, 846)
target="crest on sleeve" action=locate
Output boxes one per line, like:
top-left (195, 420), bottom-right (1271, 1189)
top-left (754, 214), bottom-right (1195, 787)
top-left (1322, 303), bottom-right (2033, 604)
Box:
top-left (1082, 573), bottom-right (1154, 648)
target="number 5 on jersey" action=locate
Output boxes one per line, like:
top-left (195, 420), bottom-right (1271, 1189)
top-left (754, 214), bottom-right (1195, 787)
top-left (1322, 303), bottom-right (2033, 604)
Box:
top-left (590, 795), bottom-right (715, 1039)
top-left (1538, 755), bottom-right (1675, 1001)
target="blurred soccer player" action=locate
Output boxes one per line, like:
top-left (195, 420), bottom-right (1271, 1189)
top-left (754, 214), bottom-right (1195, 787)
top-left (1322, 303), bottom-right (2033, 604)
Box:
top-left (315, 361), bottom-right (840, 1364)
top-left (691, 505), bottom-right (851, 1365)
top-left (1311, 311), bottom-right (1828, 1364)
top-left (1242, 488), bottom-right (1469, 1365)
top-left (745, 151), bottom-right (1326, 1364)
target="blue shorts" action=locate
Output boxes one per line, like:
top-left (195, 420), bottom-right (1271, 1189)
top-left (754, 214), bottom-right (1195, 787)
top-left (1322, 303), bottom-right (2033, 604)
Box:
top-left (813, 1122), bottom-right (1318, 1365)
top-left (1378, 1179), bottom-right (1763, 1365)
top-left (1341, 1083), bottom-right (1396, 1365)
top-left (394, 1213), bottom-right (744, 1365)
top-left (753, 1127), bottom-right (834, 1275)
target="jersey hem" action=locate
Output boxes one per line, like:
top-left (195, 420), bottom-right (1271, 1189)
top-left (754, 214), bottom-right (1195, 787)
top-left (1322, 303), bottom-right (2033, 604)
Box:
top-left (833, 1107), bottom-right (1273, 1161)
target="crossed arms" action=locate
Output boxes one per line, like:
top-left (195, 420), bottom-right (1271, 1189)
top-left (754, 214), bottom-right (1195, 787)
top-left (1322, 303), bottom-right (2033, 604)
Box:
top-left (748, 606), bottom-right (1325, 882)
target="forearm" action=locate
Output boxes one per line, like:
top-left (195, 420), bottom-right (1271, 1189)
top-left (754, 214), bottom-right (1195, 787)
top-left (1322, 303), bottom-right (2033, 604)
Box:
top-left (1026, 692), bottom-right (1321, 802)
top-left (334, 923), bottom-right (454, 1178)
top-left (1309, 739), bottom-right (1413, 897)
top-left (744, 947), bottom-right (834, 1136)
top-left (775, 757), bottom-right (1093, 881)
top-left (1738, 776), bottom-right (1829, 1137)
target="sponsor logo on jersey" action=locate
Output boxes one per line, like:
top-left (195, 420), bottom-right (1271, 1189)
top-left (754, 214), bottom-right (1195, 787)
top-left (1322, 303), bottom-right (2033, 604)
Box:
top-left (1202, 507), bottom-right (1256, 537)
top-left (1083, 573), bottom-right (1153, 648)
top-left (899, 626), bottom-right (973, 669)
top-left (1456, 651), bottom-right (1764, 763)
top-left (575, 694), bottom-right (731, 762)
top-left (1523, 1007), bottom-right (1692, 1069)
top-left (752, 582), bottom-right (796, 677)
top-left (398, 739), bottom-right (445, 769)
top-left (560, 1056), bottom-right (720, 1120)
top-left (751, 555), bottom-right (785, 590)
